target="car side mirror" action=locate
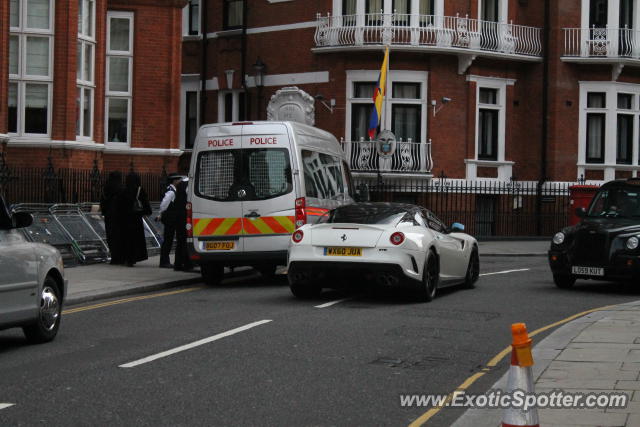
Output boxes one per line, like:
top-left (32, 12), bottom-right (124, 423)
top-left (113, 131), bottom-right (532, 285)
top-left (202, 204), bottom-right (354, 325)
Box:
top-left (12, 212), bottom-right (33, 229)
top-left (575, 207), bottom-right (587, 218)
top-left (450, 222), bottom-right (465, 233)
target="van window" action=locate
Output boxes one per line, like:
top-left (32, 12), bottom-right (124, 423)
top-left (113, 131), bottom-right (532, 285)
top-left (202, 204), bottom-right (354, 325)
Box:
top-left (196, 148), bottom-right (292, 201)
top-left (302, 150), bottom-right (345, 200)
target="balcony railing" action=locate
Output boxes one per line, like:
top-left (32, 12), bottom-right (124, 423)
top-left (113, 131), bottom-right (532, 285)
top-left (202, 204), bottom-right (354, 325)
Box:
top-left (564, 27), bottom-right (640, 59)
top-left (341, 139), bottom-right (433, 175)
top-left (314, 13), bottom-right (542, 58)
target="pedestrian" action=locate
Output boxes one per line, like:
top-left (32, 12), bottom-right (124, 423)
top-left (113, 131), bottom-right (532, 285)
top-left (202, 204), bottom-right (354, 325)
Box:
top-left (157, 173), bottom-right (183, 268)
top-left (119, 172), bottom-right (152, 267)
top-left (173, 178), bottom-right (194, 272)
top-left (100, 171), bottom-right (125, 264)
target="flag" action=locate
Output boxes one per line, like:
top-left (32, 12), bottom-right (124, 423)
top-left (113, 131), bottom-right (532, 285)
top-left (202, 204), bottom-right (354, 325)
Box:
top-left (368, 46), bottom-right (389, 139)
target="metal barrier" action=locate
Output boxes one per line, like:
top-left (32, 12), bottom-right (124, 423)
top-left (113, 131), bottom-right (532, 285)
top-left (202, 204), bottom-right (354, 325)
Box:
top-left (10, 202), bottom-right (164, 266)
top-left (12, 204), bottom-right (80, 266)
top-left (50, 204), bottom-right (109, 264)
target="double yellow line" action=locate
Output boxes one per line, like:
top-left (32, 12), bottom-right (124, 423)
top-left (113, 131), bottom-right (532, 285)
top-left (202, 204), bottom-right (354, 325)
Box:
top-left (408, 304), bottom-right (616, 427)
top-left (62, 286), bottom-right (204, 315)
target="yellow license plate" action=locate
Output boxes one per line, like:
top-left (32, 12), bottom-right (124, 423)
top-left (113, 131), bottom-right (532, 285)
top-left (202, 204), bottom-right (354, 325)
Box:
top-left (205, 241), bottom-right (235, 251)
top-left (324, 247), bottom-right (362, 256)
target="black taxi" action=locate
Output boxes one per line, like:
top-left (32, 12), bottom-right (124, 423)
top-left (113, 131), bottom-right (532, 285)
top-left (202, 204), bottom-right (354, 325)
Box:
top-left (549, 178), bottom-right (640, 288)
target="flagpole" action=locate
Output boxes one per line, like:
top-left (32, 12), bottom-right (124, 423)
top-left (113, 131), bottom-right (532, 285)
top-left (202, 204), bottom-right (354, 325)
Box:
top-left (383, 45), bottom-right (390, 132)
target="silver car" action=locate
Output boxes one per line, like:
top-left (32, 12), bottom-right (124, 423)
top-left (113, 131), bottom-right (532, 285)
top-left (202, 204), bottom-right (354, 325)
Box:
top-left (0, 197), bottom-right (66, 343)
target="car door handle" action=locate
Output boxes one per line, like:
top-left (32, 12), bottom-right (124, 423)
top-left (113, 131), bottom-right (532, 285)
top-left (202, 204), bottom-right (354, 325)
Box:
top-left (244, 211), bottom-right (261, 218)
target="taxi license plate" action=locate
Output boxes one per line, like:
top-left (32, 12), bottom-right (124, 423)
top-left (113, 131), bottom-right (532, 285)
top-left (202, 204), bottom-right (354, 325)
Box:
top-left (205, 241), bottom-right (235, 251)
top-left (571, 266), bottom-right (604, 276)
top-left (324, 247), bottom-right (362, 257)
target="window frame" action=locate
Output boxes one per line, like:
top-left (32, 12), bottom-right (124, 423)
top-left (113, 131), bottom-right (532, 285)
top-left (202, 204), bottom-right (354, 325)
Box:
top-left (345, 70), bottom-right (428, 143)
top-left (473, 80), bottom-right (507, 162)
top-left (77, 0), bottom-right (96, 141)
top-left (8, 0), bottom-right (55, 138)
top-left (223, 0), bottom-right (244, 30)
top-left (217, 90), bottom-right (246, 123)
top-left (105, 11), bottom-right (134, 146)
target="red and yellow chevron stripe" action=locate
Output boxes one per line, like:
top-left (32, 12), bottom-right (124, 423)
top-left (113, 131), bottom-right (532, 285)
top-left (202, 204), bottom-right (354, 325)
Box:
top-left (193, 216), bottom-right (296, 236)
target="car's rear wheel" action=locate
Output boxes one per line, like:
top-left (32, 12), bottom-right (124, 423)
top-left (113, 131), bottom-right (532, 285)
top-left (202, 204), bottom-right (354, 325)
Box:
top-left (463, 248), bottom-right (480, 289)
top-left (201, 263), bottom-right (224, 286)
top-left (553, 274), bottom-right (576, 289)
top-left (23, 276), bottom-right (61, 344)
top-left (288, 265), bottom-right (321, 298)
top-left (417, 251), bottom-right (439, 302)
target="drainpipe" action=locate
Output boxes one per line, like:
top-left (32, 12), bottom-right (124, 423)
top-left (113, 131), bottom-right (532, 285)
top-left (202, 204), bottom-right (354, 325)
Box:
top-left (241, 0), bottom-right (249, 120)
top-left (200, 0), bottom-right (208, 125)
top-left (537, 0), bottom-right (550, 235)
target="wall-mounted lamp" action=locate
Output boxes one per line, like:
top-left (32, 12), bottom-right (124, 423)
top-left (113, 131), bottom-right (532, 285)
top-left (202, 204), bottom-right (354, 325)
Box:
top-left (315, 94), bottom-right (335, 114)
top-left (252, 57), bottom-right (266, 88)
top-left (432, 97), bottom-right (452, 117)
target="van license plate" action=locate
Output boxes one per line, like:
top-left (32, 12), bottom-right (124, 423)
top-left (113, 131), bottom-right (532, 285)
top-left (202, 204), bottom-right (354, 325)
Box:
top-left (205, 241), bottom-right (235, 251)
top-left (324, 247), bottom-right (362, 257)
top-left (571, 266), bottom-right (604, 276)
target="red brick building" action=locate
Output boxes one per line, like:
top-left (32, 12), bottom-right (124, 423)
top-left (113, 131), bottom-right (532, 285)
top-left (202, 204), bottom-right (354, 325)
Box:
top-left (0, 0), bottom-right (185, 174)
top-left (179, 0), bottom-right (640, 184)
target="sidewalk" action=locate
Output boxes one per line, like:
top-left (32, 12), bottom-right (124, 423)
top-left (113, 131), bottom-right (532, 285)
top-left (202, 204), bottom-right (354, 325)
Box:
top-left (478, 239), bottom-right (549, 257)
top-left (64, 255), bottom-right (253, 305)
top-left (452, 300), bottom-right (640, 427)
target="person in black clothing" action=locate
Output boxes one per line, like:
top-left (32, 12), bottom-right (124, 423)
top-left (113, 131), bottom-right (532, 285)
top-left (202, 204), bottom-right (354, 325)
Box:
top-left (100, 171), bottom-right (126, 264)
top-left (157, 173), bottom-right (183, 268)
top-left (119, 172), bottom-right (152, 267)
top-left (172, 178), bottom-right (194, 272)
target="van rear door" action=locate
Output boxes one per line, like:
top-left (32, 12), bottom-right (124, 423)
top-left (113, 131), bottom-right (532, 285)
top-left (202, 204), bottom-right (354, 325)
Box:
top-left (192, 125), bottom-right (244, 253)
top-left (241, 123), bottom-right (296, 253)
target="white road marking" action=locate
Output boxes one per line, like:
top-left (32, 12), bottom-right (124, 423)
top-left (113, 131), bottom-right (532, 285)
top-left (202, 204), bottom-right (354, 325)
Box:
top-left (119, 320), bottom-right (272, 368)
top-left (480, 268), bottom-right (530, 277)
top-left (314, 298), bottom-right (352, 308)
top-left (0, 403), bottom-right (15, 410)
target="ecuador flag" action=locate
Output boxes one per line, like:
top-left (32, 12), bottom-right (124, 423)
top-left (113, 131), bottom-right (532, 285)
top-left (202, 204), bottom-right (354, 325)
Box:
top-left (368, 46), bottom-right (389, 139)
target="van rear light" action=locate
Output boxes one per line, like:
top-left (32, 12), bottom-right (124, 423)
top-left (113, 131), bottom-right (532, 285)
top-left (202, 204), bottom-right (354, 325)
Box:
top-left (390, 232), bottom-right (405, 246)
top-left (295, 197), bottom-right (306, 228)
top-left (292, 230), bottom-right (304, 243)
top-left (186, 202), bottom-right (193, 237)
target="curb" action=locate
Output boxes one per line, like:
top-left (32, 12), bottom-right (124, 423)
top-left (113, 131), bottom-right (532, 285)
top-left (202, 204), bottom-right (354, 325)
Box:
top-left (451, 300), bottom-right (640, 427)
top-left (65, 266), bottom-right (257, 306)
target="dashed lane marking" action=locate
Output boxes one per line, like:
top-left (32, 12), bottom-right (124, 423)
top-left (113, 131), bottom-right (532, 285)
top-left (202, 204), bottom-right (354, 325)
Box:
top-left (119, 319), bottom-right (273, 368)
top-left (0, 403), bottom-right (15, 410)
top-left (314, 298), bottom-right (352, 309)
top-left (479, 268), bottom-right (530, 277)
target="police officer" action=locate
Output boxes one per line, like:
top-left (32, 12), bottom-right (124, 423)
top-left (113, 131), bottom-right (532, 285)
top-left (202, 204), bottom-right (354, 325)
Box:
top-left (157, 173), bottom-right (183, 268)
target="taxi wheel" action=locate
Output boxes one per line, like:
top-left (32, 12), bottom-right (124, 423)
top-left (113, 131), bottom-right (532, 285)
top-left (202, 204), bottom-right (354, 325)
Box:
top-left (417, 251), bottom-right (438, 302)
top-left (201, 263), bottom-right (224, 286)
top-left (463, 249), bottom-right (480, 289)
top-left (553, 274), bottom-right (576, 289)
top-left (23, 276), bottom-right (62, 344)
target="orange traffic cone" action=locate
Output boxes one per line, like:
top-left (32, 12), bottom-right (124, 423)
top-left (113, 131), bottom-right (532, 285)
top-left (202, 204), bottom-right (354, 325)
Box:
top-left (502, 323), bottom-right (540, 427)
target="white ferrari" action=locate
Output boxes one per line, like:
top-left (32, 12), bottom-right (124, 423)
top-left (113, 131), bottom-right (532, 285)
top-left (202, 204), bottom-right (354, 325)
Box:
top-left (287, 203), bottom-right (479, 301)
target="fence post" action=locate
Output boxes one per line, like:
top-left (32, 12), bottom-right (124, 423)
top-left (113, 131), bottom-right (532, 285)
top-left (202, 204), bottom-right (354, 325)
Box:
top-left (43, 153), bottom-right (60, 203)
top-left (90, 158), bottom-right (101, 203)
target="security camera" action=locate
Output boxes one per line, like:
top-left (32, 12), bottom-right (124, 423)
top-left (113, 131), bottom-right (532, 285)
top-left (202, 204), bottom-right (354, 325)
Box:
top-left (442, 97), bottom-right (452, 104)
top-left (430, 99), bottom-right (437, 106)
top-left (314, 94), bottom-right (325, 100)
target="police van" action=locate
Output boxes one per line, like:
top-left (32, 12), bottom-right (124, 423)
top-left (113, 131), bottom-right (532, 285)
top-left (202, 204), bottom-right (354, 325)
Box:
top-left (187, 121), bottom-right (356, 285)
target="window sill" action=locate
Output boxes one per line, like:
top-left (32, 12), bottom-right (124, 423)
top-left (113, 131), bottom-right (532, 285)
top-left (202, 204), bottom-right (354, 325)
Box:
top-left (182, 34), bottom-right (203, 41)
top-left (464, 159), bottom-right (514, 166)
top-left (578, 163), bottom-right (640, 170)
top-left (214, 29), bottom-right (243, 38)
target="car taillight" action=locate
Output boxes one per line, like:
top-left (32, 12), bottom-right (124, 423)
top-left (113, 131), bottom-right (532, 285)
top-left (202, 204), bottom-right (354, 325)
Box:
top-left (295, 197), bottom-right (306, 228)
top-left (390, 232), bottom-right (405, 245)
top-left (186, 202), bottom-right (193, 237)
top-left (292, 230), bottom-right (304, 243)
